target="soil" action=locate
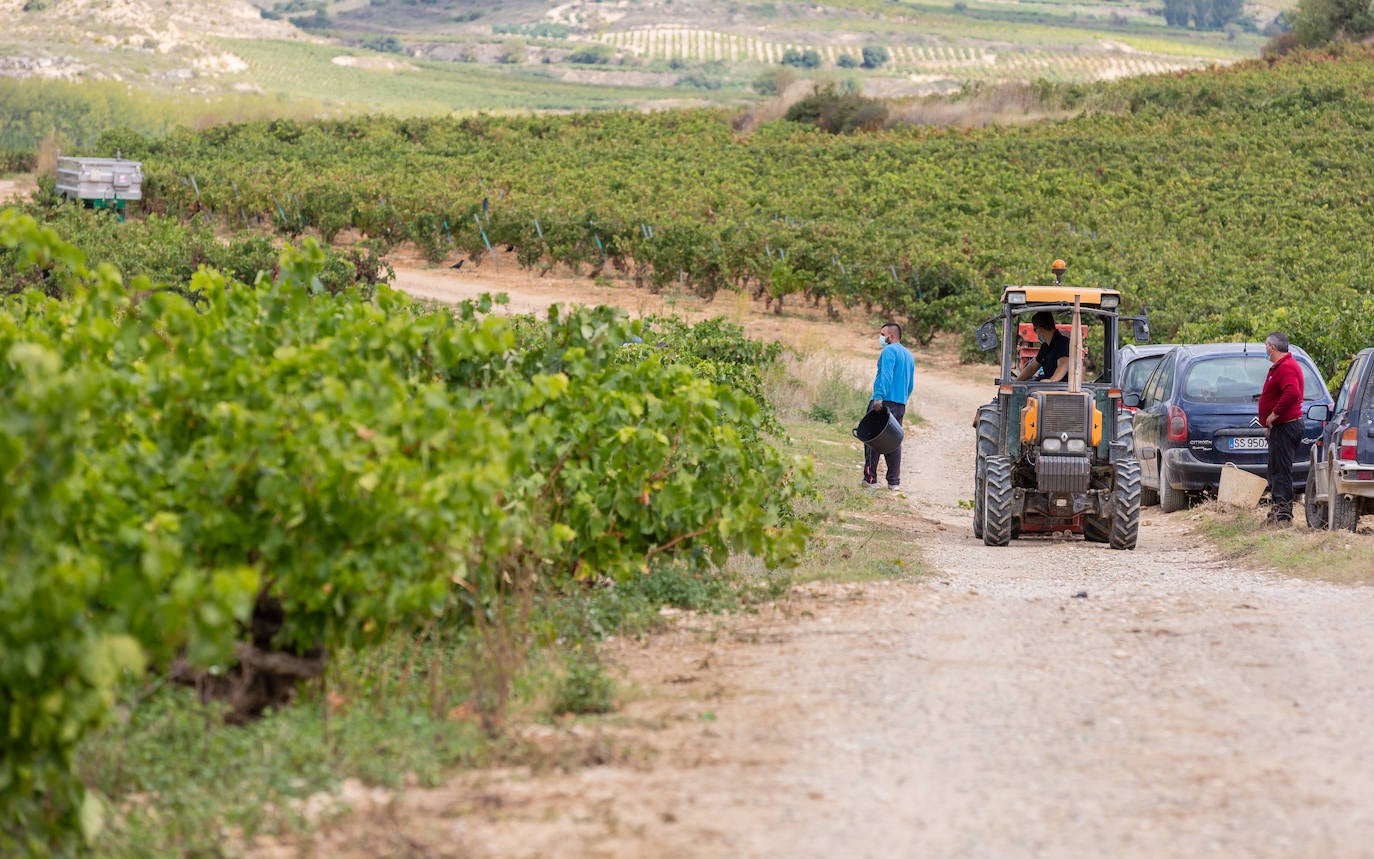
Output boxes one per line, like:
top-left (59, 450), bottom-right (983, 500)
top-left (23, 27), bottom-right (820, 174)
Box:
top-left (0, 176), bottom-right (34, 204)
top-left (251, 259), bottom-right (1374, 859)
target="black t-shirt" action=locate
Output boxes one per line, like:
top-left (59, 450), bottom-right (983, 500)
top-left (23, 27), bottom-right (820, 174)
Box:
top-left (1036, 330), bottom-right (1071, 380)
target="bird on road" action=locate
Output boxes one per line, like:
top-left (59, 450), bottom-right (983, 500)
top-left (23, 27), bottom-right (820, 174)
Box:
top-left (450, 259), bottom-right (465, 270)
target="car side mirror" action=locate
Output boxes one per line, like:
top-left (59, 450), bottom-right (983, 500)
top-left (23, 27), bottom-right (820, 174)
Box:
top-left (974, 321), bottom-right (999, 353)
top-left (1123, 392), bottom-right (1141, 409)
top-left (1306, 403), bottom-right (1330, 421)
top-left (1132, 318), bottom-right (1150, 344)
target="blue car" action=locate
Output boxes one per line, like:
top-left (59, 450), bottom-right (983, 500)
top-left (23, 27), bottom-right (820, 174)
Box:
top-left (1128, 343), bottom-right (1332, 513)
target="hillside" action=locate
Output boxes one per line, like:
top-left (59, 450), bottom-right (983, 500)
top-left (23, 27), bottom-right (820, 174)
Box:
top-left (1, 0), bottom-right (1285, 114)
top-left (0, 0), bottom-right (304, 90)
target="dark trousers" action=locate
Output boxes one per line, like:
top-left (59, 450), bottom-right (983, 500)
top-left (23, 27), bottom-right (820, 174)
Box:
top-left (1267, 419), bottom-right (1303, 520)
top-left (863, 401), bottom-right (906, 486)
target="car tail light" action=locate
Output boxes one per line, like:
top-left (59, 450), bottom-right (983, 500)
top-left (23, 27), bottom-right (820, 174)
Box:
top-left (1167, 405), bottom-right (1188, 443)
top-left (1338, 427), bottom-right (1359, 460)
top-left (1357, 471), bottom-right (1374, 480)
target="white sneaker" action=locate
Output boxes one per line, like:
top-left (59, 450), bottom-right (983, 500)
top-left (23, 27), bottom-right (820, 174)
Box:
top-left (862, 481), bottom-right (879, 489)
top-left (888, 483), bottom-right (901, 491)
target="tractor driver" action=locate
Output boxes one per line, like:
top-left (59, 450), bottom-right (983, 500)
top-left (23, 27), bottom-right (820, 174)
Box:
top-left (1015, 310), bottom-right (1071, 383)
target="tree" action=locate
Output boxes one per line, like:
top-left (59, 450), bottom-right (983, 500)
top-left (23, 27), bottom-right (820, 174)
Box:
top-left (1286, 0), bottom-right (1374, 46)
top-left (780, 48), bottom-right (821, 69)
top-left (1164, 0), bottom-right (1247, 28)
top-left (837, 53), bottom-right (859, 69)
top-left (861, 45), bottom-right (890, 69)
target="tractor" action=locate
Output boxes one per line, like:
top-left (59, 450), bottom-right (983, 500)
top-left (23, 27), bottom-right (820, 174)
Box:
top-left (971, 262), bottom-right (1150, 549)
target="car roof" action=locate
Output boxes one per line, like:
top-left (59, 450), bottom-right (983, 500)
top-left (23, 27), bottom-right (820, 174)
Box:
top-left (1118, 343), bottom-right (1178, 361)
top-left (1174, 342), bottom-right (1315, 360)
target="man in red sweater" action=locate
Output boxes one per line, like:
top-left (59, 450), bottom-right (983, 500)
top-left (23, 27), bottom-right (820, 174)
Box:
top-left (1258, 331), bottom-right (1305, 526)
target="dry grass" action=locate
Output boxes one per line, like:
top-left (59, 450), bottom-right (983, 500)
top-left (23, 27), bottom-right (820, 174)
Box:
top-left (36, 133), bottom-right (60, 175)
top-left (731, 78), bottom-right (820, 134)
top-left (889, 81), bottom-right (1079, 128)
top-left (1190, 501), bottom-right (1374, 586)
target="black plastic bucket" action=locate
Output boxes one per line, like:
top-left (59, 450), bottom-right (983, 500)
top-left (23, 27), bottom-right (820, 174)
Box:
top-left (852, 406), bottom-right (904, 455)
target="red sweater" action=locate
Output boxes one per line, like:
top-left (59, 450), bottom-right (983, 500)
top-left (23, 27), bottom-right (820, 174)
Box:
top-left (1259, 352), bottom-right (1304, 425)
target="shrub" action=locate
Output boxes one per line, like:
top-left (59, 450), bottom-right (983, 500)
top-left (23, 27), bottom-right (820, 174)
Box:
top-left (752, 67), bottom-right (797, 96)
top-left (360, 36), bottom-right (405, 54)
top-left (568, 45), bottom-right (614, 65)
top-left (861, 45), bottom-right (890, 69)
top-left (784, 83), bottom-right (890, 133)
top-left (553, 657), bottom-right (616, 715)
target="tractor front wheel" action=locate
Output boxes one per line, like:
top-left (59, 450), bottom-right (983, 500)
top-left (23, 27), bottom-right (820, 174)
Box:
top-left (1109, 458), bottom-right (1142, 550)
top-left (982, 455), bottom-right (1014, 547)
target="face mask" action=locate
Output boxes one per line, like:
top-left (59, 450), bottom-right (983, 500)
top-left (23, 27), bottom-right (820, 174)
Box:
top-left (878, 334), bottom-right (887, 348)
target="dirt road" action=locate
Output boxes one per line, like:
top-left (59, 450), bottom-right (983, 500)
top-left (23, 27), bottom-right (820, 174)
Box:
top-left (274, 262), bottom-right (1374, 859)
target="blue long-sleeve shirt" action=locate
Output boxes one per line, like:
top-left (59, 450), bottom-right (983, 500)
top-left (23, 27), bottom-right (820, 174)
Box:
top-left (872, 342), bottom-right (915, 404)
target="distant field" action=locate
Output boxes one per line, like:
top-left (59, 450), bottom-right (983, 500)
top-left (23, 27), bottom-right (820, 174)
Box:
top-left (291, 0), bottom-right (1265, 96)
top-left (0, 0), bottom-right (1284, 149)
top-left (219, 39), bottom-right (705, 113)
top-left (596, 25), bottom-right (1220, 82)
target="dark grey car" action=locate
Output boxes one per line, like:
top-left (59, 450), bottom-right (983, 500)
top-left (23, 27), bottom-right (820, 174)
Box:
top-left (1304, 347), bottom-right (1374, 531)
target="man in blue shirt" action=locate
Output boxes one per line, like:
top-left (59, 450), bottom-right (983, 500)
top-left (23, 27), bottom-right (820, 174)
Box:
top-left (865, 321), bottom-right (916, 490)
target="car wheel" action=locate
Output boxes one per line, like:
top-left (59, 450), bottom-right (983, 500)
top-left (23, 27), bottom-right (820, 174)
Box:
top-left (1333, 488), bottom-right (1360, 531)
top-left (1159, 457), bottom-right (1186, 514)
top-left (1304, 450), bottom-right (1328, 529)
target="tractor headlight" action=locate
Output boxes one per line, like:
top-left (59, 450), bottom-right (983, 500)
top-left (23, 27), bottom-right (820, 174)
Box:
top-left (1066, 438), bottom-right (1087, 453)
top-left (1100, 294), bottom-right (1120, 309)
top-left (1007, 291), bottom-right (1027, 305)
top-left (1043, 438), bottom-right (1062, 452)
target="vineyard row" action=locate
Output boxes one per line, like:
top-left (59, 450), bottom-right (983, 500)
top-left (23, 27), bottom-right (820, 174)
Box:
top-left (595, 26), bottom-right (1204, 78)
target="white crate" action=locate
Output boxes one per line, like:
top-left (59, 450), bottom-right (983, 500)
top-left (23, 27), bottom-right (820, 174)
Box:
top-left (55, 156), bottom-right (143, 201)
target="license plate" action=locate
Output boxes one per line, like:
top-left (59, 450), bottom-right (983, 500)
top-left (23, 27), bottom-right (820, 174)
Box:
top-left (1228, 436), bottom-right (1268, 451)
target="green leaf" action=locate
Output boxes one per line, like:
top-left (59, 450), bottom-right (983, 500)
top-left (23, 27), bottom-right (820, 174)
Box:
top-left (79, 790), bottom-right (106, 843)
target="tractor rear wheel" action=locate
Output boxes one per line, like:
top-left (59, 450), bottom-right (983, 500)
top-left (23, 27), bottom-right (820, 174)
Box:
top-left (973, 406), bottom-right (1001, 540)
top-left (982, 454), bottom-right (1014, 547)
top-left (1109, 459), bottom-right (1142, 550)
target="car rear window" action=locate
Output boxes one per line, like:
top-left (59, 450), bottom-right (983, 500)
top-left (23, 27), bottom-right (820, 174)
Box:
top-left (1123, 356), bottom-right (1163, 394)
top-left (1182, 355), bottom-right (1324, 403)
